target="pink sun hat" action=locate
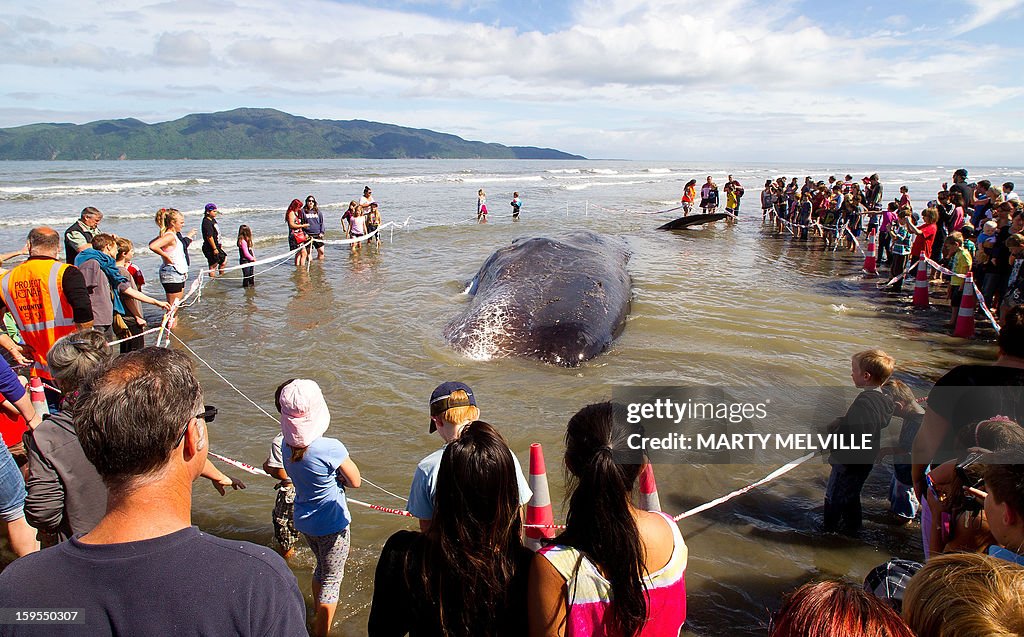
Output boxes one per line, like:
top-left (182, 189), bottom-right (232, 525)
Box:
top-left (278, 379), bottom-right (330, 448)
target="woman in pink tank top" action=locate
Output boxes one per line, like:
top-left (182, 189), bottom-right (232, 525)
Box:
top-left (528, 402), bottom-right (688, 637)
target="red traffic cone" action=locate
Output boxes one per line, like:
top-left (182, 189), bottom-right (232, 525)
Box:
top-left (953, 273), bottom-right (977, 338)
top-left (525, 443), bottom-right (555, 551)
top-left (912, 260), bottom-right (930, 308)
top-left (639, 463), bottom-right (662, 512)
top-left (29, 376), bottom-right (49, 417)
top-left (862, 230), bottom-right (877, 277)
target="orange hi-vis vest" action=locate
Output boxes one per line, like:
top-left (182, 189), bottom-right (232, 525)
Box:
top-left (0, 258), bottom-right (78, 381)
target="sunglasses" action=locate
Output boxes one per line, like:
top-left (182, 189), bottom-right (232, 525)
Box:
top-left (175, 405), bottom-right (218, 448)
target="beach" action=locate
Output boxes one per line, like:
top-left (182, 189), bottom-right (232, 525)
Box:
top-left (0, 158), bottom-right (1017, 635)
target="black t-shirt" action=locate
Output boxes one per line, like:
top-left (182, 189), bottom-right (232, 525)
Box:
top-left (201, 216), bottom-right (221, 251)
top-left (368, 530), bottom-right (532, 637)
top-left (926, 364), bottom-right (1024, 462)
top-left (951, 182), bottom-right (974, 212)
top-left (0, 526), bottom-right (307, 636)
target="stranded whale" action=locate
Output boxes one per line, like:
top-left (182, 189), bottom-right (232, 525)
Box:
top-left (443, 232), bottom-right (631, 367)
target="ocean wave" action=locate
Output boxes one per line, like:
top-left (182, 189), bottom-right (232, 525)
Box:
top-left (589, 169), bottom-right (619, 175)
top-left (0, 216), bottom-right (79, 228)
top-left (644, 168), bottom-right (673, 174)
top-left (546, 168), bottom-right (581, 174)
top-left (446, 175), bottom-right (544, 185)
top-left (0, 210), bottom-right (169, 228)
top-left (0, 205), bottom-right (279, 228)
top-left (311, 178), bottom-right (362, 184)
top-left (552, 172), bottom-right (675, 182)
top-left (0, 178), bottom-right (211, 196)
top-left (312, 175), bottom-right (433, 185)
top-left (563, 180), bottom-right (654, 191)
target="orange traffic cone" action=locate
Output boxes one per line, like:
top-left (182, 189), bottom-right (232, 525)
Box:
top-left (953, 273), bottom-right (977, 338)
top-left (862, 229), bottom-right (877, 277)
top-left (912, 260), bottom-right (930, 308)
top-left (639, 463), bottom-right (662, 512)
top-left (525, 443), bottom-right (555, 551)
top-left (29, 376), bottom-right (49, 416)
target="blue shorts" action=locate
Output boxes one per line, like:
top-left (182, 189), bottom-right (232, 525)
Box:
top-left (0, 445), bottom-right (26, 522)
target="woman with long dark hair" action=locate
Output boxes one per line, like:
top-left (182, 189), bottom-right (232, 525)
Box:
top-left (528, 402), bottom-right (687, 637)
top-left (369, 421), bottom-right (531, 636)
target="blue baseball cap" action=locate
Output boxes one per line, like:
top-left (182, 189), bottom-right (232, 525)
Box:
top-left (428, 381), bottom-right (475, 432)
top-left (204, 203), bottom-right (218, 213)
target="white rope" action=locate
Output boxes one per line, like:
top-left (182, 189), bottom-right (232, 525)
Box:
top-left (201, 241), bottom-right (310, 276)
top-left (168, 331), bottom-right (279, 423)
top-left (206, 252), bottom-right (303, 281)
top-left (360, 478), bottom-right (408, 502)
top-left (107, 325), bottom-right (164, 346)
top-left (317, 222), bottom-right (396, 245)
top-left (673, 452), bottom-right (817, 521)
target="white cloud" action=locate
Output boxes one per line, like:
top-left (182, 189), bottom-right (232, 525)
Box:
top-left (153, 31), bottom-right (213, 66)
top-left (954, 0), bottom-right (1024, 35)
top-left (0, 0), bottom-right (1021, 163)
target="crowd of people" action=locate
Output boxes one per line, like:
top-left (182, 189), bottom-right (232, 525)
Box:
top-left (679, 175), bottom-right (745, 216)
top-left (0, 318), bottom-right (1019, 635)
top-left (750, 169), bottom-right (1024, 329)
top-left (0, 169), bottom-right (1020, 635)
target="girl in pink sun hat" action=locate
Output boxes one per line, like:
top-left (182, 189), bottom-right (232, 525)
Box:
top-left (278, 378), bottom-right (361, 637)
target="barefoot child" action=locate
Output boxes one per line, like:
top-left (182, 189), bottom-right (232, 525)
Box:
top-left (237, 225), bottom-right (255, 288)
top-left (823, 349), bottom-right (895, 534)
top-left (889, 210), bottom-right (913, 292)
top-left (944, 232), bottom-right (972, 328)
top-left (278, 379), bottom-right (361, 637)
top-left (477, 189), bottom-right (488, 222)
top-left (510, 192), bottom-right (522, 220)
top-left (367, 202), bottom-right (381, 243)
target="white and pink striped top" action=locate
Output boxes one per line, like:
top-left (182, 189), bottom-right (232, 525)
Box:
top-left (539, 511), bottom-right (688, 636)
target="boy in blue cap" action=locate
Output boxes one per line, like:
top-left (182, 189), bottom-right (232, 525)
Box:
top-left (407, 381), bottom-right (532, 532)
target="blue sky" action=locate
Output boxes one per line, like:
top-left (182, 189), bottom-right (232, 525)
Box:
top-left (1, 0), bottom-right (1022, 163)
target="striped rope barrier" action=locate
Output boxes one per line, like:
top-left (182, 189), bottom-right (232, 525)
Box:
top-left (208, 442), bottom-right (814, 530)
top-left (878, 259), bottom-right (921, 289)
top-left (208, 451), bottom-right (414, 518)
top-left (922, 257), bottom-right (1001, 332)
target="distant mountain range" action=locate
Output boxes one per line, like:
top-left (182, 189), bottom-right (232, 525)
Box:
top-left (0, 108), bottom-right (585, 161)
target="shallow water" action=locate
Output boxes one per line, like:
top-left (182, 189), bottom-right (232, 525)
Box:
top-left (0, 159), bottom-right (1012, 635)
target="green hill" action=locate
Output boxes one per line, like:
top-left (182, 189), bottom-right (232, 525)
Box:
top-left (0, 108), bottom-right (585, 161)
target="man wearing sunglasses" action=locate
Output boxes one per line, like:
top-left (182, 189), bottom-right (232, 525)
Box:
top-left (0, 348), bottom-right (307, 636)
